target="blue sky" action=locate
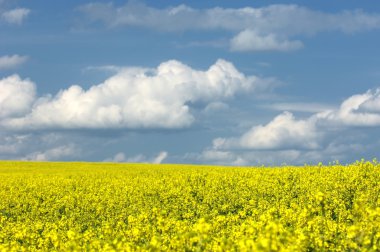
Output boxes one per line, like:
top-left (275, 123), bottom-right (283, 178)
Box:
top-left (1, 0), bottom-right (380, 165)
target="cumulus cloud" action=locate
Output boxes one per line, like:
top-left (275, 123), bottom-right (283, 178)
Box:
top-left (0, 75), bottom-right (35, 119)
top-left (200, 88), bottom-right (380, 165)
top-left (1, 59), bottom-right (267, 130)
top-left (1, 8), bottom-right (30, 25)
top-left (213, 112), bottom-right (320, 151)
top-left (105, 151), bottom-right (168, 164)
top-left (78, 2), bottom-right (380, 51)
top-left (0, 55), bottom-right (28, 70)
top-left (317, 89), bottom-right (380, 126)
top-left (230, 30), bottom-right (303, 52)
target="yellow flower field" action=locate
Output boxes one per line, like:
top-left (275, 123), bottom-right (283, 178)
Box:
top-left (0, 161), bottom-right (380, 251)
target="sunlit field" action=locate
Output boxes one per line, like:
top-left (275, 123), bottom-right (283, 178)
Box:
top-left (0, 161), bottom-right (380, 251)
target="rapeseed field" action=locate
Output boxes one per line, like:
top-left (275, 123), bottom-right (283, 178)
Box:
top-left (0, 160), bottom-right (379, 251)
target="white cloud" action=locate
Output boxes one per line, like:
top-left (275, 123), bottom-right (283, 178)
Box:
top-left (0, 74), bottom-right (35, 119)
top-left (84, 65), bottom-right (124, 73)
top-left (1, 8), bottom-right (30, 25)
top-left (0, 55), bottom-right (28, 70)
top-left (317, 89), bottom-right (380, 126)
top-left (214, 112), bottom-right (320, 150)
top-left (78, 2), bottom-right (380, 51)
top-left (198, 142), bottom-right (368, 166)
top-left (1, 59), bottom-right (267, 130)
top-left (198, 134), bottom-right (375, 166)
top-left (105, 151), bottom-right (168, 164)
top-left (78, 2), bottom-right (380, 33)
top-left (264, 102), bottom-right (334, 113)
top-left (152, 151), bottom-right (168, 164)
top-left (214, 88), bottom-right (380, 153)
top-left (230, 30), bottom-right (303, 52)
top-left (199, 149), bottom-right (302, 166)
top-left (24, 144), bottom-right (79, 161)
top-left (200, 88), bottom-right (380, 165)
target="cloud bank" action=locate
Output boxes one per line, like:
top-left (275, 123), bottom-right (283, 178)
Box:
top-left (317, 89), bottom-right (380, 126)
top-left (201, 88), bottom-right (380, 165)
top-left (213, 112), bottom-right (320, 151)
top-left (0, 59), bottom-right (268, 130)
top-left (78, 2), bottom-right (380, 51)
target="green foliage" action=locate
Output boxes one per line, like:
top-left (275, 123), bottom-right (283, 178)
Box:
top-left (0, 161), bottom-right (380, 251)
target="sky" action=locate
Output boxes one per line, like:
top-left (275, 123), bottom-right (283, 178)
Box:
top-left (1, 0), bottom-right (380, 165)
